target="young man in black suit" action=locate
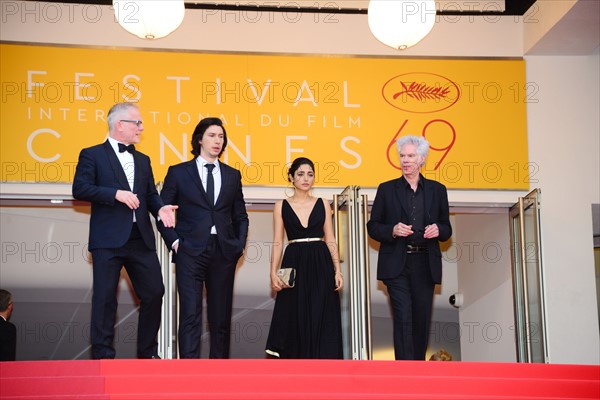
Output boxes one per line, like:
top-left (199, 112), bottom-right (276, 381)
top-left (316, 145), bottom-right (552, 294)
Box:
top-left (158, 117), bottom-right (249, 359)
top-left (367, 135), bottom-right (452, 360)
top-left (73, 102), bottom-right (177, 359)
top-left (0, 289), bottom-right (17, 361)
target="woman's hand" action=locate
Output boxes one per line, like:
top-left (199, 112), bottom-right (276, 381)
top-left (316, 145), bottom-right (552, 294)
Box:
top-left (334, 271), bottom-right (344, 291)
top-left (270, 273), bottom-right (283, 292)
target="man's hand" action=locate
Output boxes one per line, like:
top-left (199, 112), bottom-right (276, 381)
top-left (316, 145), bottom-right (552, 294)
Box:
top-left (424, 224), bottom-right (439, 239)
top-left (116, 190), bottom-right (139, 209)
top-left (393, 223), bottom-right (413, 238)
top-left (159, 205), bottom-right (178, 228)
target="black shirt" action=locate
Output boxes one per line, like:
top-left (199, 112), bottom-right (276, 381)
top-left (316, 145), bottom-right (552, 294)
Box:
top-left (401, 175), bottom-right (427, 245)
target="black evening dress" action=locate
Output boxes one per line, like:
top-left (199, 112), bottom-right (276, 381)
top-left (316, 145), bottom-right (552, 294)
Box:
top-left (265, 198), bottom-right (343, 359)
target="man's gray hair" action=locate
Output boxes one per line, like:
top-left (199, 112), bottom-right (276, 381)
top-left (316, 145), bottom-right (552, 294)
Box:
top-left (396, 135), bottom-right (430, 164)
top-left (107, 103), bottom-right (138, 132)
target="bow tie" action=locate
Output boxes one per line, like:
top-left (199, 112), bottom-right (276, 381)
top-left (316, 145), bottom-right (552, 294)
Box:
top-left (118, 143), bottom-right (135, 154)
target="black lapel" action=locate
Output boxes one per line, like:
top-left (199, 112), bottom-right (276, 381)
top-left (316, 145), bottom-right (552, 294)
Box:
top-left (103, 141), bottom-right (130, 190)
top-left (394, 177), bottom-right (410, 217)
top-left (216, 163), bottom-right (230, 205)
top-left (422, 175), bottom-right (434, 223)
top-left (186, 159), bottom-right (211, 204)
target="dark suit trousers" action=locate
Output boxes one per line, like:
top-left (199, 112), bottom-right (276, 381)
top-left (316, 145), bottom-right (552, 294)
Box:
top-left (176, 235), bottom-right (236, 359)
top-left (383, 252), bottom-right (435, 361)
top-left (90, 224), bottom-right (164, 359)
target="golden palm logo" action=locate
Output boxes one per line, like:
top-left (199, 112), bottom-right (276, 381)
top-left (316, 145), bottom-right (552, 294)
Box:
top-left (394, 81), bottom-right (452, 101)
top-left (382, 73), bottom-right (461, 113)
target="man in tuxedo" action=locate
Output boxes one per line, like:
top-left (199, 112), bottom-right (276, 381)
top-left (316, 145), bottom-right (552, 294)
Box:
top-left (73, 102), bottom-right (177, 359)
top-left (0, 289), bottom-right (17, 361)
top-left (158, 117), bottom-right (248, 359)
top-left (367, 135), bottom-right (452, 360)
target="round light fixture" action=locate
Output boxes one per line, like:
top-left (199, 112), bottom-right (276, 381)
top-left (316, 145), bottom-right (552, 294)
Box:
top-left (368, 0), bottom-right (436, 50)
top-left (113, 0), bottom-right (185, 40)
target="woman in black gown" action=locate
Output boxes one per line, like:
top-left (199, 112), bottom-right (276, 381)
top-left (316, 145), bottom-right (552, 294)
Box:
top-left (265, 157), bottom-right (344, 359)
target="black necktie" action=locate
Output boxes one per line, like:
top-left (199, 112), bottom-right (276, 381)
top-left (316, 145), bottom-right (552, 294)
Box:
top-left (118, 143), bottom-right (135, 154)
top-left (205, 163), bottom-right (215, 205)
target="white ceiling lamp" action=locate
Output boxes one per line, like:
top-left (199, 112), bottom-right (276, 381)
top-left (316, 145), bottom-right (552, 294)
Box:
top-left (113, 0), bottom-right (185, 40)
top-left (368, 0), bottom-right (436, 50)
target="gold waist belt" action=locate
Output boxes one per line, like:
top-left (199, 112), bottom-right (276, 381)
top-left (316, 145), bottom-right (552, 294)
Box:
top-left (287, 237), bottom-right (323, 244)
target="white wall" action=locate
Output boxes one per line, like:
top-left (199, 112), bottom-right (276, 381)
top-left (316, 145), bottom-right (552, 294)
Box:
top-left (1, 0), bottom-right (598, 364)
top-left (0, 0), bottom-right (523, 57)
top-left (525, 54), bottom-right (600, 364)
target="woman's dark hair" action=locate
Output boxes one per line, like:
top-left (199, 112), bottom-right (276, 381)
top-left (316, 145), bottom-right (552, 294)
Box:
top-left (191, 117), bottom-right (228, 158)
top-left (288, 157), bottom-right (315, 182)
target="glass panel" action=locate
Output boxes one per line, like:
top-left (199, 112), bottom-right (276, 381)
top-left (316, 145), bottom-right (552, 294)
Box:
top-left (359, 193), bottom-right (373, 361)
top-left (509, 189), bottom-right (547, 363)
top-left (333, 186), bottom-right (372, 360)
top-left (510, 207), bottom-right (527, 362)
top-left (522, 196), bottom-right (546, 362)
top-left (333, 190), bottom-right (352, 359)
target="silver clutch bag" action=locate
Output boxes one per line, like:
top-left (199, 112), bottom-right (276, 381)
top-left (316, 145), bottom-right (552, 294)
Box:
top-left (276, 267), bottom-right (296, 288)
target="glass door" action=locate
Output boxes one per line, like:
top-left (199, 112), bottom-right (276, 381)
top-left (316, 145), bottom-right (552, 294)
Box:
top-left (509, 188), bottom-right (548, 363)
top-left (333, 186), bottom-right (372, 360)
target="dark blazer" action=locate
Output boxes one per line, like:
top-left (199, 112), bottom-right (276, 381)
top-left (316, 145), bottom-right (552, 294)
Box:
top-left (0, 317), bottom-right (17, 361)
top-left (157, 159), bottom-right (249, 261)
top-left (72, 140), bottom-right (164, 251)
top-left (367, 175), bottom-right (452, 284)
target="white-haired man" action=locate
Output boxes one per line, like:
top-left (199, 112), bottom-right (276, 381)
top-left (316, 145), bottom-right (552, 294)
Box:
top-left (73, 102), bottom-right (177, 359)
top-left (367, 135), bottom-right (452, 360)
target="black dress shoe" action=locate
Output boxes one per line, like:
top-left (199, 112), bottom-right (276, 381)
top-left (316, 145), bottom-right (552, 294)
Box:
top-left (139, 354), bottom-right (161, 359)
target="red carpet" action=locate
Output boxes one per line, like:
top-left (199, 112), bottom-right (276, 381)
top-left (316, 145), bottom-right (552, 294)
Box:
top-left (1, 359), bottom-right (598, 399)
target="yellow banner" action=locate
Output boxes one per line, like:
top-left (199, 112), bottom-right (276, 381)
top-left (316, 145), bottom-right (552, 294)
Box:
top-left (1, 44), bottom-right (530, 189)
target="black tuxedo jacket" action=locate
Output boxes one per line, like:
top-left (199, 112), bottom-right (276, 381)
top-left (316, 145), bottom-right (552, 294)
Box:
top-left (157, 159), bottom-right (249, 262)
top-left (367, 175), bottom-right (452, 284)
top-left (72, 140), bottom-right (164, 251)
top-left (0, 317), bottom-right (17, 361)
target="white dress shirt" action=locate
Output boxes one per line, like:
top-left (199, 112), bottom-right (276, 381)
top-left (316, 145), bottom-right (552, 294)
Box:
top-left (108, 136), bottom-right (135, 222)
top-left (197, 156), bottom-right (221, 234)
